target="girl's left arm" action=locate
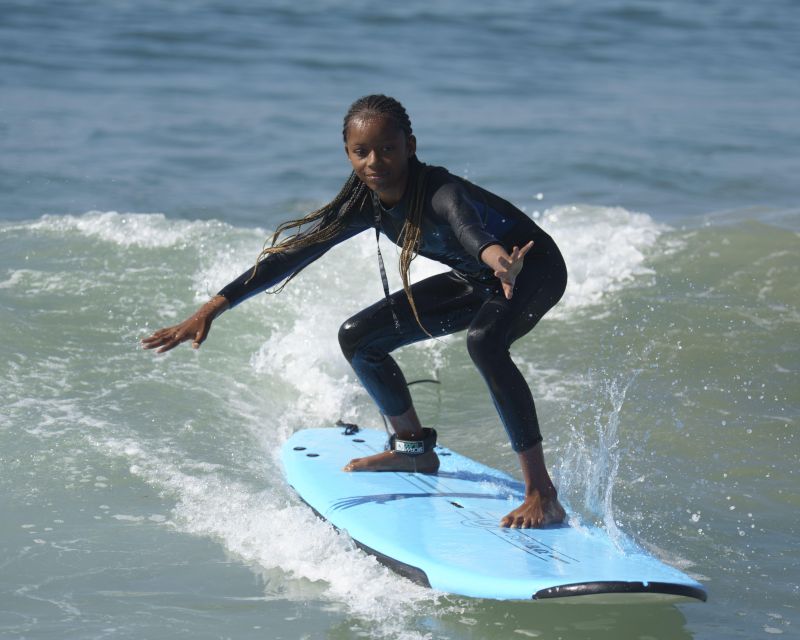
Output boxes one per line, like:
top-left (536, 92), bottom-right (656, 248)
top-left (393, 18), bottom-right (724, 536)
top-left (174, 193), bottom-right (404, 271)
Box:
top-left (432, 180), bottom-right (533, 299)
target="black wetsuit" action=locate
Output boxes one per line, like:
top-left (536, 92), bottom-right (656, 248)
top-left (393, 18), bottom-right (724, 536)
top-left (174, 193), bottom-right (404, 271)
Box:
top-left (218, 159), bottom-right (567, 452)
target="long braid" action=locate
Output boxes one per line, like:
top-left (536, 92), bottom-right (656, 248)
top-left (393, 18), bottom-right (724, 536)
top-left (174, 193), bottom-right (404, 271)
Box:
top-left (399, 164), bottom-right (431, 336)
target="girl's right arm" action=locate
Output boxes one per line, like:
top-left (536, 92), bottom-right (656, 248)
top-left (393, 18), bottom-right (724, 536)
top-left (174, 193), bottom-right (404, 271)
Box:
top-left (142, 208), bottom-right (370, 353)
top-left (217, 220), bottom-right (366, 308)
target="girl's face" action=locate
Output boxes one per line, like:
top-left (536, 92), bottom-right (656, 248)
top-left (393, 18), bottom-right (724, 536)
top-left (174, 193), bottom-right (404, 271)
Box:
top-left (344, 116), bottom-right (416, 207)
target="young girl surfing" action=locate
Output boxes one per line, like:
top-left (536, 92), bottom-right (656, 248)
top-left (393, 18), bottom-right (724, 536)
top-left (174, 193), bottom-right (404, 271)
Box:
top-left (143, 95), bottom-right (568, 529)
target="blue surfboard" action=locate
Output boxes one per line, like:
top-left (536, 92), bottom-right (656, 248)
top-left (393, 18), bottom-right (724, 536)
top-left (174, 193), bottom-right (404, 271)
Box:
top-left (282, 426), bottom-right (707, 603)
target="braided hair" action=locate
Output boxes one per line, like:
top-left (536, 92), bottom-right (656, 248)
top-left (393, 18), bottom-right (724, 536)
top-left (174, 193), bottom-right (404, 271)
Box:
top-left (250, 94), bottom-right (431, 333)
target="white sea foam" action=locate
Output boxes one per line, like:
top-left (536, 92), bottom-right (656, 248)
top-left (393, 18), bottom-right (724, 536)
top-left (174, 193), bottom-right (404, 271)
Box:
top-left (540, 204), bottom-right (667, 310)
top-left (26, 210), bottom-right (242, 249)
top-left (0, 268), bottom-right (87, 296)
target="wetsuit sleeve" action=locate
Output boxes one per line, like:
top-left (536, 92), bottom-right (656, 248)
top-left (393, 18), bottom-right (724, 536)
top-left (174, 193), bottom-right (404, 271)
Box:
top-left (217, 213), bottom-right (369, 308)
top-left (430, 181), bottom-right (501, 261)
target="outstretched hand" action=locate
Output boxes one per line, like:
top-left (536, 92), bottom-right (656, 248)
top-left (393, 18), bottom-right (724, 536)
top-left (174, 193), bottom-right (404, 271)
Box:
top-left (491, 240), bottom-right (534, 300)
top-left (142, 295), bottom-right (229, 354)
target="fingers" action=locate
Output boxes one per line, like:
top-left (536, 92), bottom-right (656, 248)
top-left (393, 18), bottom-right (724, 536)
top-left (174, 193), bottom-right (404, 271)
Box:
top-left (192, 326), bottom-right (208, 349)
top-left (141, 327), bottom-right (169, 346)
top-left (496, 257), bottom-right (512, 275)
top-left (506, 241), bottom-right (534, 265)
top-left (492, 270), bottom-right (515, 299)
top-left (509, 241), bottom-right (533, 260)
top-left (142, 312), bottom-right (214, 353)
top-left (155, 333), bottom-right (182, 354)
top-left (494, 241), bottom-right (536, 299)
top-left (141, 326), bottom-right (188, 353)
top-left (494, 241), bottom-right (534, 283)
top-left (517, 240), bottom-right (534, 259)
top-left (141, 327), bottom-right (174, 349)
top-left (505, 242), bottom-right (533, 267)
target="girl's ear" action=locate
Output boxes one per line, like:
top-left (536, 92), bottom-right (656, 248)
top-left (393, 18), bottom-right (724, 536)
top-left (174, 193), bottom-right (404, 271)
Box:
top-left (407, 134), bottom-right (417, 158)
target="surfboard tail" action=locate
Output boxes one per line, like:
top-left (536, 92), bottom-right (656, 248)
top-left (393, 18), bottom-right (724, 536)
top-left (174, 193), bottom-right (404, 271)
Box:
top-left (534, 580), bottom-right (707, 603)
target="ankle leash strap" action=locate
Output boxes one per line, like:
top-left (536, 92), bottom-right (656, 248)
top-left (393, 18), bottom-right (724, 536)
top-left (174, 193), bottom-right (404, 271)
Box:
top-left (387, 428), bottom-right (437, 456)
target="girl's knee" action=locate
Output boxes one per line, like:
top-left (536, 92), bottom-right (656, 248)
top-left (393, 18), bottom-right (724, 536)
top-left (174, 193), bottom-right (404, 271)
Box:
top-left (339, 316), bottom-right (391, 363)
top-left (467, 325), bottom-right (503, 367)
top-left (338, 317), bottom-right (362, 361)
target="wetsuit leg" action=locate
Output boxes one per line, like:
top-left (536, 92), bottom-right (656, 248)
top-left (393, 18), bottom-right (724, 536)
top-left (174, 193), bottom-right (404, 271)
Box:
top-left (338, 271), bottom-right (483, 416)
top-left (466, 236), bottom-right (568, 451)
top-left (339, 234), bottom-right (567, 450)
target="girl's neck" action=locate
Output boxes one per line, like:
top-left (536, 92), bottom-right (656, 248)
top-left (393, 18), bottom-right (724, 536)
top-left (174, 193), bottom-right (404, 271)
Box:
top-left (375, 183), bottom-right (406, 208)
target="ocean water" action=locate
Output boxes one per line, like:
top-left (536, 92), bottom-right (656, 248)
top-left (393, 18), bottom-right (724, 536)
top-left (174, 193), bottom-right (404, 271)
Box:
top-left (1, 1), bottom-right (798, 639)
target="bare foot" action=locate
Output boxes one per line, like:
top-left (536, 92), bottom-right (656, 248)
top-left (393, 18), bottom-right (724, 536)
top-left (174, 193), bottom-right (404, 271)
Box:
top-left (343, 450), bottom-right (440, 474)
top-left (500, 492), bottom-right (566, 529)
